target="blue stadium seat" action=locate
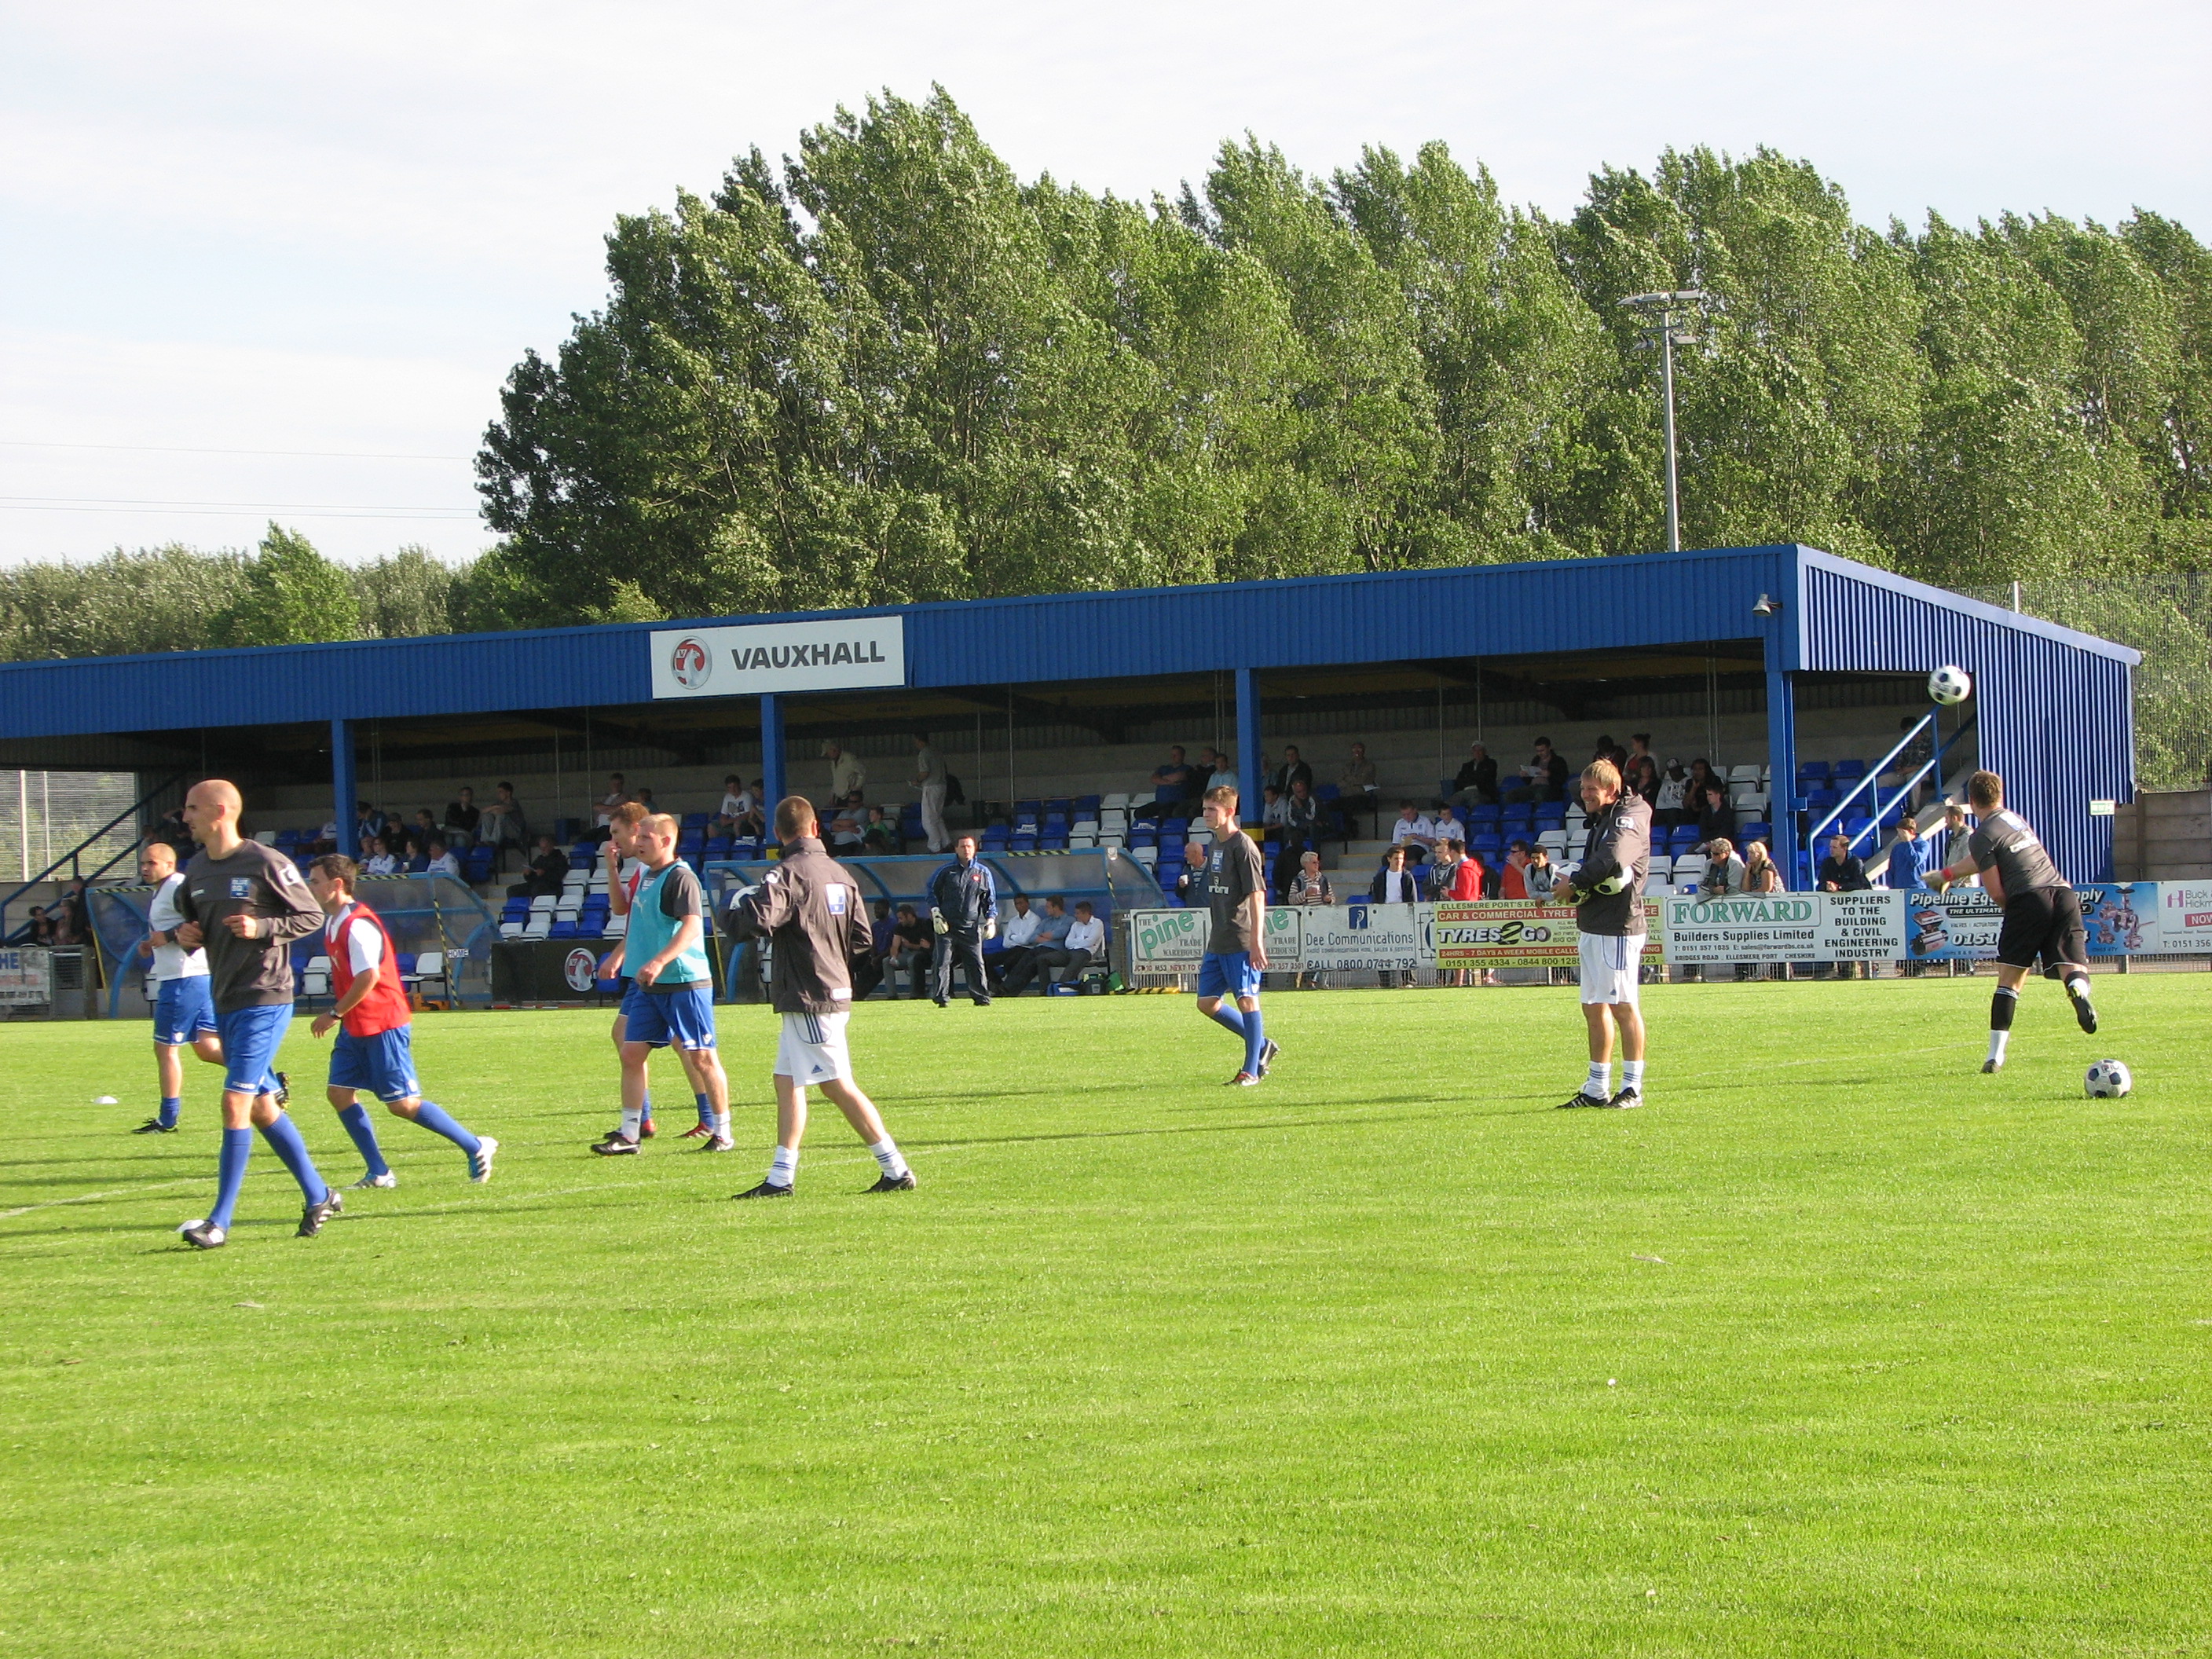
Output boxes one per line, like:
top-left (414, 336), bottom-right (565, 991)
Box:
top-left (1739, 820), bottom-right (1772, 842)
top-left (1469, 804), bottom-right (1502, 824)
top-left (1831, 760), bottom-right (1866, 782)
top-left (1011, 834), bottom-right (1037, 852)
top-left (549, 921), bottom-right (577, 939)
top-left (682, 811), bottom-right (710, 829)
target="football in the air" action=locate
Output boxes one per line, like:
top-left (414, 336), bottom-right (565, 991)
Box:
top-left (1928, 665), bottom-right (1972, 705)
top-left (2084, 1059), bottom-right (2132, 1099)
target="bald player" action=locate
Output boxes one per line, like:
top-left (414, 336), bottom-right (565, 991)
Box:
top-left (130, 838), bottom-right (225, 1133)
top-left (170, 781), bottom-right (341, 1249)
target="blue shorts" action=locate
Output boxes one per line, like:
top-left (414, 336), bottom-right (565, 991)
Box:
top-left (217, 1003), bottom-right (292, 1097)
top-left (1197, 950), bottom-right (1262, 1000)
top-left (329, 1026), bottom-right (421, 1103)
top-left (623, 984), bottom-right (718, 1050)
top-left (152, 977), bottom-right (218, 1046)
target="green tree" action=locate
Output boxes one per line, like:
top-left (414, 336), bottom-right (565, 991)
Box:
top-left (353, 545), bottom-right (458, 638)
top-left (0, 544), bottom-right (251, 660)
top-left (216, 525), bottom-right (363, 646)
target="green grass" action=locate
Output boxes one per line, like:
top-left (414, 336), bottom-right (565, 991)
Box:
top-left (2, 976), bottom-right (2208, 1657)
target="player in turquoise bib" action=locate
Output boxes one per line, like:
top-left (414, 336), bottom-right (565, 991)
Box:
top-left (599, 814), bottom-right (733, 1153)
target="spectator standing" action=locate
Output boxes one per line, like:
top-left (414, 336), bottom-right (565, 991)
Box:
top-left (927, 833), bottom-right (998, 1007)
top-left (822, 741), bottom-right (867, 801)
top-left (1939, 802), bottom-right (1975, 877)
top-left (1285, 850), bottom-right (1333, 908)
top-left (1368, 844), bottom-right (1424, 988)
top-left (1887, 816), bottom-right (1934, 976)
top-left (1448, 742), bottom-right (1500, 808)
top-left (1816, 832), bottom-right (1872, 980)
top-left (910, 734), bottom-right (948, 854)
top-left (1430, 837), bottom-right (1483, 901)
top-left (1503, 738), bottom-right (1569, 804)
top-left (1499, 840), bottom-right (1537, 900)
top-left (442, 787), bottom-right (482, 850)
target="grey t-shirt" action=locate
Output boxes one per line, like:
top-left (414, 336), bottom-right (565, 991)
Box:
top-left (1205, 830), bottom-right (1265, 954)
top-left (1968, 809), bottom-right (2064, 897)
top-left (174, 840), bottom-right (326, 1012)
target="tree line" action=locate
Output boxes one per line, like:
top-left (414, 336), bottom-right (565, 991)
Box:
top-left (3, 88), bottom-right (2206, 780)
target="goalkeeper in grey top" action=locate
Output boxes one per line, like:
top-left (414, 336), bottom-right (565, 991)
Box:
top-left (1551, 758), bottom-right (1651, 1109)
top-left (1928, 768), bottom-right (2097, 1073)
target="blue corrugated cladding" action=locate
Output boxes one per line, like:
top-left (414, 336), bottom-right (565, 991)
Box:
top-left (0, 545), bottom-right (1805, 738)
top-left (1799, 562), bottom-right (2136, 881)
top-left (905, 545), bottom-right (1803, 684)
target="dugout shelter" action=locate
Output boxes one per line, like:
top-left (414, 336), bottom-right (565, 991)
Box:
top-left (0, 544), bottom-right (2141, 923)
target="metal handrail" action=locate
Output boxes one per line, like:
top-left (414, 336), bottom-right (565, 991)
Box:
top-left (0, 770), bottom-right (190, 940)
top-left (1804, 716), bottom-right (1976, 861)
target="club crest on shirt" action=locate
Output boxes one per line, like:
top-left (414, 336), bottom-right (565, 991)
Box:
top-left (826, 885), bottom-right (848, 914)
top-left (229, 877), bottom-right (253, 899)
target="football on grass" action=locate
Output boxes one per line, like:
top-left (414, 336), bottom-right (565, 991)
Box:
top-left (2085, 1059), bottom-right (2133, 1098)
top-left (1928, 665), bottom-right (1972, 705)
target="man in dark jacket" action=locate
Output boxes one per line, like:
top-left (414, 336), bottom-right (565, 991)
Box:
top-left (1817, 832), bottom-right (1873, 979)
top-left (724, 797), bottom-right (916, 1199)
top-left (928, 833), bottom-right (998, 1007)
top-left (1551, 760), bottom-right (1651, 1110)
top-left (1448, 742), bottom-right (1500, 808)
top-left (507, 836), bottom-right (569, 899)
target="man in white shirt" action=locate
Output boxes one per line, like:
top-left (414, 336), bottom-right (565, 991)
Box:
top-left (364, 838), bottom-right (400, 876)
top-left (132, 839), bottom-right (225, 1133)
top-left (822, 741), bottom-right (866, 802)
top-left (424, 841), bottom-right (462, 881)
top-left (1390, 801), bottom-right (1437, 863)
top-left (910, 734), bottom-right (948, 853)
top-left (595, 773), bottom-right (631, 829)
top-left (987, 893), bottom-right (1042, 994)
top-left (1051, 901), bottom-right (1107, 992)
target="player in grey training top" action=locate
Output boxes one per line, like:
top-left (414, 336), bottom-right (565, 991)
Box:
top-left (1551, 759), bottom-right (1653, 1109)
top-left (1931, 769), bottom-right (2097, 1073)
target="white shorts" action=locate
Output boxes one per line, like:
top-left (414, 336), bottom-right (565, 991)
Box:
top-left (775, 1010), bottom-right (852, 1086)
top-left (1578, 931), bottom-right (1646, 1006)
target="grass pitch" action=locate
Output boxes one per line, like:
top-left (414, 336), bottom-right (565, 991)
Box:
top-left (3, 975), bottom-right (2208, 1657)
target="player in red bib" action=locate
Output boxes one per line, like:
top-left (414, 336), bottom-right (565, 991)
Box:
top-left (306, 856), bottom-right (496, 1187)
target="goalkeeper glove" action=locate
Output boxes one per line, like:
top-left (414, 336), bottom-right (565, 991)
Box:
top-left (932, 908), bottom-right (949, 935)
top-left (983, 917), bottom-right (998, 939)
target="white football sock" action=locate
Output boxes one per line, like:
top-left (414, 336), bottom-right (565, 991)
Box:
top-left (768, 1145), bottom-right (798, 1188)
top-left (619, 1107), bottom-right (642, 1141)
top-left (711, 1111), bottom-right (731, 1136)
top-left (1585, 1061), bottom-right (1611, 1098)
top-left (1987, 1030), bottom-right (2010, 1064)
top-left (2066, 974), bottom-right (2092, 1002)
top-left (868, 1138), bottom-right (910, 1179)
top-left (1621, 1060), bottom-right (1646, 1091)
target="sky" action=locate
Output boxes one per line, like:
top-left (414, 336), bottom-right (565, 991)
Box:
top-left (1, 0), bottom-right (2205, 568)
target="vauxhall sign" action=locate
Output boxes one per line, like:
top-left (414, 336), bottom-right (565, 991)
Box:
top-left (649, 617), bottom-right (907, 699)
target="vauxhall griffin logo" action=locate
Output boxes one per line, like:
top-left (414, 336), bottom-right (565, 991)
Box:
top-left (668, 637), bottom-right (712, 690)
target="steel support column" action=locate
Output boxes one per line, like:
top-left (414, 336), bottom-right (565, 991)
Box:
top-left (1234, 668), bottom-right (1262, 819)
top-left (331, 718), bottom-right (357, 859)
top-left (1763, 650), bottom-right (1800, 888)
top-left (760, 694), bottom-right (786, 835)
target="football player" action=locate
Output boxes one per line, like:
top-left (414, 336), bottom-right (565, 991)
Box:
top-left (1551, 760), bottom-right (1652, 1108)
top-left (130, 839), bottom-right (225, 1133)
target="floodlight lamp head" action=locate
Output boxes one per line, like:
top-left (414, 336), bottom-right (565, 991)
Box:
top-left (1752, 593), bottom-right (1782, 617)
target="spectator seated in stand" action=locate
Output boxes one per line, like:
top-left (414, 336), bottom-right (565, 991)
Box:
top-left (364, 837), bottom-right (400, 877)
top-left (987, 893), bottom-right (1042, 994)
top-left (1339, 742), bottom-right (1379, 819)
top-left (423, 840), bottom-right (462, 880)
top-left (887, 903), bottom-right (935, 999)
top-left (1448, 742), bottom-right (1500, 808)
top-left (1001, 895), bottom-right (1073, 994)
top-left (1049, 901), bottom-right (1106, 992)
top-left (442, 786), bottom-right (482, 850)
top-left (1700, 837), bottom-right (1747, 896)
top-left (1502, 737), bottom-right (1569, 804)
top-left (1389, 800), bottom-right (1437, 864)
top-left (1653, 760), bottom-right (1690, 830)
top-left (1260, 785), bottom-right (1288, 829)
top-left (1268, 745), bottom-right (1313, 796)
top-left (478, 781), bottom-right (527, 859)
top-left (827, 791), bottom-right (868, 851)
top-left (508, 835), bottom-right (569, 898)
top-left (1132, 745), bottom-right (1199, 821)
top-left (860, 804), bottom-right (902, 855)
top-left (401, 808), bottom-right (439, 858)
top-left (24, 904), bottom-right (57, 946)
top-left (351, 801), bottom-right (386, 856)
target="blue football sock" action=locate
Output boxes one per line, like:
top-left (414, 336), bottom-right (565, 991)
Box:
top-left (1206, 1003), bottom-right (1248, 1040)
top-left (410, 1100), bottom-right (481, 1158)
top-left (694, 1090), bottom-right (712, 1128)
top-left (639, 1090), bottom-right (654, 1126)
top-left (258, 1112), bottom-right (330, 1204)
top-left (337, 1104), bottom-right (390, 1177)
top-left (159, 1095), bottom-right (181, 1129)
top-left (1242, 1006), bottom-right (1268, 1077)
top-left (208, 1126), bottom-right (253, 1229)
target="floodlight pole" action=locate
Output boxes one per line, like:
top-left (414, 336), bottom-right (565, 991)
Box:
top-left (1620, 290), bottom-right (1708, 553)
